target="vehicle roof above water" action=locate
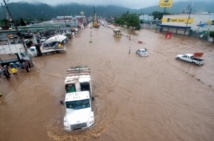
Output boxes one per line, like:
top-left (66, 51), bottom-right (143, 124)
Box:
top-left (113, 28), bottom-right (120, 31)
top-left (179, 54), bottom-right (203, 58)
top-left (65, 91), bottom-right (90, 102)
top-left (65, 66), bottom-right (91, 84)
top-left (65, 75), bottom-right (91, 84)
top-left (137, 48), bottom-right (147, 51)
top-left (184, 54), bottom-right (193, 56)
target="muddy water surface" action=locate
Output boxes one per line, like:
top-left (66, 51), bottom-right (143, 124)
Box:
top-left (1, 25), bottom-right (214, 141)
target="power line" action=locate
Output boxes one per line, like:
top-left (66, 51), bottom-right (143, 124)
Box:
top-left (2, 0), bottom-right (32, 62)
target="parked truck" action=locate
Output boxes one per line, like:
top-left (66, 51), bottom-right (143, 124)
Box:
top-left (0, 43), bottom-right (30, 66)
top-left (0, 52), bottom-right (30, 66)
top-left (63, 66), bottom-right (95, 131)
top-left (28, 35), bottom-right (67, 57)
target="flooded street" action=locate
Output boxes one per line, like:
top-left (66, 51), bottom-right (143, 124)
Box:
top-left (1, 25), bottom-right (214, 141)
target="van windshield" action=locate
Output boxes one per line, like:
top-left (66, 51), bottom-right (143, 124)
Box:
top-left (66, 99), bottom-right (90, 110)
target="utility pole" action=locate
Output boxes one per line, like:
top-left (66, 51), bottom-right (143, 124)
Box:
top-left (184, 1), bottom-right (192, 36)
top-left (63, 4), bottom-right (67, 27)
top-left (2, 0), bottom-right (29, 54)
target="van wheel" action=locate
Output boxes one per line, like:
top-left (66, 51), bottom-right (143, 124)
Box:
top-left (92, 97), bottom-right (95, 101)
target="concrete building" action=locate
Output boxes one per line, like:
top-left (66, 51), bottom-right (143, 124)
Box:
top-left (53, 16), bottom-right (78, 27)
top-left (53, 15), bottom-right (86, 27)
top-left (159, 13), bottom-right (214, 35)
top-left (139, 14), bottom-right (154, 23)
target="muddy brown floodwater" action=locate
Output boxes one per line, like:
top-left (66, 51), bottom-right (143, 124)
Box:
top-left (1, 24), bottom-right (214, 141)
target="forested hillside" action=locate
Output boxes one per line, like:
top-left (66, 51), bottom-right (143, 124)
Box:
top-left (0, 1), bottom-right (213, 20)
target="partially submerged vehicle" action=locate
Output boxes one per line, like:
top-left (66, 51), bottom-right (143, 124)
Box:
top-left (136, 48), bottom-right (149, 57)
top-left (113, 28), bottom-right (122, 38)
top-left (28, 35), bottom-right (67, 57)
top-left (63, 66), bottom-right (95, 131)
top-left (176, 54), bottom-right (204, 66)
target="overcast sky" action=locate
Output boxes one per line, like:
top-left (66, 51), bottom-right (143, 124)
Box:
top-left (6, 0), bottom-right (211, 9)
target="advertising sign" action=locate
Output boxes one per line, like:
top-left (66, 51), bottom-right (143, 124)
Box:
top-left (208, 20), bottom-right (214, 25)
top-left (162, 18), bottom-right (194, 24)
top-left (160, 0), bottom-right (173, 8)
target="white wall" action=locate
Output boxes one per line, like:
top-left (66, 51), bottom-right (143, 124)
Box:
top-left (162, 13), bottom-right (214, 32)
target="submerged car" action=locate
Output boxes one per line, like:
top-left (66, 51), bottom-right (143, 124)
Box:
top-left (136, 48), bottom-right (148, 57)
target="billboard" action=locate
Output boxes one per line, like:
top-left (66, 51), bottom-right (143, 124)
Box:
top-left (208, 20), bottom-right (214, 25)
top-left (160, 0), bottom-right (173, 8)
top-left (162, 18), bottom-right (194, 24)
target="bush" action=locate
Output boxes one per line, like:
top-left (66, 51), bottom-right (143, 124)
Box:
top-left (65, 33), bottom-right (71, 39)
top-left (209, 31), bottom-right (214, 38)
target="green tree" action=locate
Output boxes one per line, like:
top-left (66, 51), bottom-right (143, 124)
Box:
top-left (20, 18), bottom-right (26, 26)
top-left (0, 18), bottom-right (10, 29)
top-left (210, 31), bottom-right (214, 43)
top-left (210, 31), bottom-right (214, 38)
top-left (114, 11), bottom-right (140, 30)
top-left (152, 11), bottom-right (170, 20)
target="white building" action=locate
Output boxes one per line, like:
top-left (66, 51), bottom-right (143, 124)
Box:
top-left (159, 13), bottom-right (214, 35)
top-left (53, 16), bottom-right (78, 27)
top-left (139, 14), bottom-right (154, 23)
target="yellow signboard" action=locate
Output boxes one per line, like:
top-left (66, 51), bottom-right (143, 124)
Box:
top-left (162, 18), bottom-right (194, 24)
top-left (208, 20), bottom-right (214, 25)
top-left (160, 0), bottom-right (173, 8)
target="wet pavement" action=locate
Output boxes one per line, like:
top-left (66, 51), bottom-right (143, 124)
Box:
top-left (0, 24), bottom-right (214, 141)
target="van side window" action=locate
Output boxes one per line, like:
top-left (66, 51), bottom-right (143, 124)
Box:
top-left (65, 84), bottom-right (76, 93)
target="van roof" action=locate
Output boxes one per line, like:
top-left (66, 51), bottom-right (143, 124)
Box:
top-left (65, 75), bottom-right (91, 84)
top-left (65, 91), bottom-right (90, 101)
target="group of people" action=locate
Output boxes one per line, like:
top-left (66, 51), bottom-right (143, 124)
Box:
top-left (0, 61), bottom-right (35, 80)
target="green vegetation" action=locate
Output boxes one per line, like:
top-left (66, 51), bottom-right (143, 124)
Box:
top-left (210, 31), bottom-right (214, 42)
top-left (210, 31), bottom-right (214, 38)
top-left (0, 18), bottom-right (36, 29)
top-left (152, 11), bottom-right (170, 20)
top-left (115, 11), bottom-right (141, 30)
top-left (0, 3), bottom-right (129, 20)
top-left (0, 1), bottom-right (213, 22)
top-left (0, 19), bottom-right (10, 29)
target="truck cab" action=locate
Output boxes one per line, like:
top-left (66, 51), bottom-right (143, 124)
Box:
top-left (113, 28), bottom-right (122, 38)
top-left (27, 35), bottom-right (67, 57)
top-left (63, 66), bottom-right (95, 131)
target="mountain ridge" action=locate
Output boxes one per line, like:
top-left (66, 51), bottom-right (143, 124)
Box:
top-left (0, 1), bottom-right (213, 20)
